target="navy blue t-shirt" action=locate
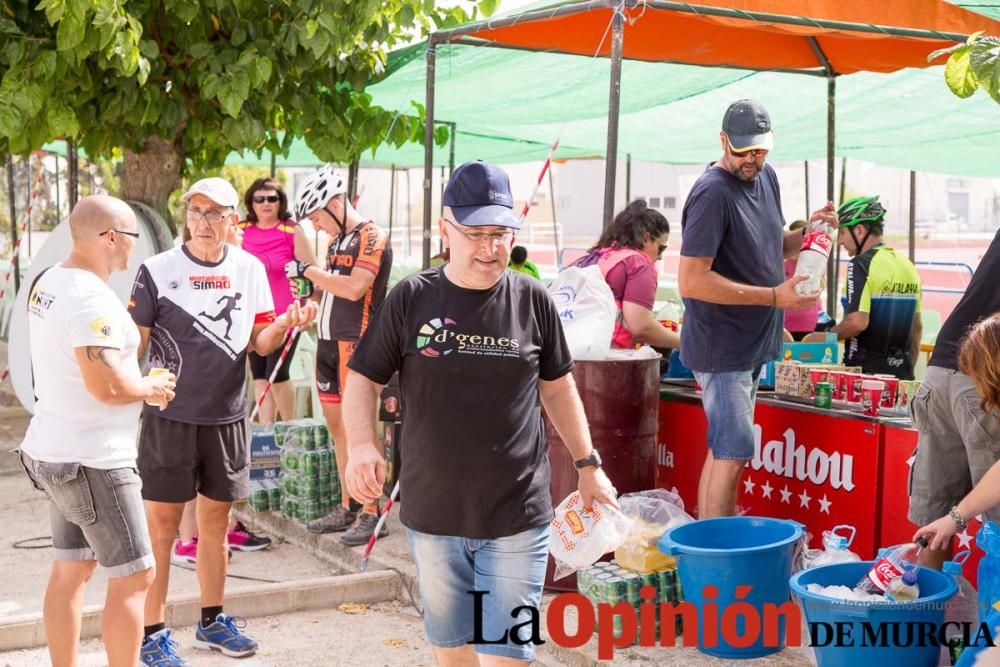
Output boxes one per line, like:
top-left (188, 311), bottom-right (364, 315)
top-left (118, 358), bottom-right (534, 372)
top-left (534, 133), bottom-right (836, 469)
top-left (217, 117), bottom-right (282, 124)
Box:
top-left (679, 163), bottom-right (786, 372)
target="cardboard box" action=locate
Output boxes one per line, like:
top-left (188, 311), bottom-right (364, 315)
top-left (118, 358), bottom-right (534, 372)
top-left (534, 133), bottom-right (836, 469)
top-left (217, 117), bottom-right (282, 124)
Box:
top-left (774, 362), bottom-right (860, 399)
top-left (760, 334), bottom-right (840, 387)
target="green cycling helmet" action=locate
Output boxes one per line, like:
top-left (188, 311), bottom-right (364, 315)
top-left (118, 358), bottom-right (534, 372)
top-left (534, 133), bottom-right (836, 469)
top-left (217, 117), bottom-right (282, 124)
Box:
top-left (837, 195), bottom-right (886, 228)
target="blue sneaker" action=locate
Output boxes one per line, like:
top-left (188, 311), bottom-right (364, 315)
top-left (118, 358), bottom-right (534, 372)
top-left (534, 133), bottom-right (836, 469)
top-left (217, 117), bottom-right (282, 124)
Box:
top-left (140, 628), bottom-right (190, 666)
top-left (193, 613), bottom-right (258, 657)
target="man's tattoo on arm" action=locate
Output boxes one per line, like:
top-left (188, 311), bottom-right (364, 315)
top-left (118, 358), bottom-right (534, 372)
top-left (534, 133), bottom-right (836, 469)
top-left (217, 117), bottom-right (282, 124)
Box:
top-left (84, 346), bottom-right (115, 368)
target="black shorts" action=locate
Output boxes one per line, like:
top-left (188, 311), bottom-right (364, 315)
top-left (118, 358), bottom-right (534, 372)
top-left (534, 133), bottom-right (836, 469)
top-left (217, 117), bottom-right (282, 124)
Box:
top-left (137, 413), bottom-right (250, 503)
top-left (316, 339), bottom-right (357, 405)
top-left (248, 331), bottom-right (300, 382)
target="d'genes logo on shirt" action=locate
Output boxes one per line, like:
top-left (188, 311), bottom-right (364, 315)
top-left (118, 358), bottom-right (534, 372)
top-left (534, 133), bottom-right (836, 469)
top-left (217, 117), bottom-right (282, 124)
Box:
top-left (417, 317), bottom-right (458, 357)
top-left (416, 317), bottom-right (521, 359)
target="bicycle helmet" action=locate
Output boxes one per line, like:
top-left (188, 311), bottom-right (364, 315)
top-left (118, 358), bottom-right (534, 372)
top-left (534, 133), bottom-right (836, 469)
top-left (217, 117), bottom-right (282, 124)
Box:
top-left (294, 166), bottom-right (347, 220)
top-left (837, 195), bottom-right (886, 229)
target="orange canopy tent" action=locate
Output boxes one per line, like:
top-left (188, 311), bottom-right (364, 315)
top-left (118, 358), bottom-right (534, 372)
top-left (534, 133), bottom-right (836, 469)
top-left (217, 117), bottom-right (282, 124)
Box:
top-left (416, 0), bottom-right (1000, 301)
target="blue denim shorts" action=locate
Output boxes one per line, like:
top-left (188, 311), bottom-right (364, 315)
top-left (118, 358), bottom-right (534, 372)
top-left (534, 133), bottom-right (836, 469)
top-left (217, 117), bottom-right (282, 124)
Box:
top-left (694, 369), bottom-right (760, 460)
top-left (19, 451), bottom-right (154, 578)
top-left (406, 523), bottom-right (550, 661)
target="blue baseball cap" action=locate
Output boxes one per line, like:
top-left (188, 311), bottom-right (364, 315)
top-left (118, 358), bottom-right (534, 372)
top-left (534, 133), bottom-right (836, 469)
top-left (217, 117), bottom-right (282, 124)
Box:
top-left (443, 160), bottom-right (521, 230)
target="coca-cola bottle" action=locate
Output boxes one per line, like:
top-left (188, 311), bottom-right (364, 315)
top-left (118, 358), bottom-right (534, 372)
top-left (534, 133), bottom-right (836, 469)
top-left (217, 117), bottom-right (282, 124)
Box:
top-left (793, 225), bottom-right (834, 296)
top-left (854, 538), bottom-right (929, 595)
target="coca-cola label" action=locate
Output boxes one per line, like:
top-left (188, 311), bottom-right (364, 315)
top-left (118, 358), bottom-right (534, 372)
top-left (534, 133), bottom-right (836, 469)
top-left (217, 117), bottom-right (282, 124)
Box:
top-left (801, 230), bottom-right (833, 256)
top-left (866, 556), bottom-right (904, 592)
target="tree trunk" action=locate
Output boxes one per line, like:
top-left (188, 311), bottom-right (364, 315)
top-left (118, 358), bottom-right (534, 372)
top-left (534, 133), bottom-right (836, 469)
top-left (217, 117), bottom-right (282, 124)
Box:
top-left (122, 136), bottom-right (182, 233)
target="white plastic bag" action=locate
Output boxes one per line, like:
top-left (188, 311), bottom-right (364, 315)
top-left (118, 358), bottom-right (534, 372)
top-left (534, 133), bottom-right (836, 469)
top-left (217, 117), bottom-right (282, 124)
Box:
top-left (548, 265), bottom-right (617, 360)
top-left (550, 491), bottom-right (633, 580)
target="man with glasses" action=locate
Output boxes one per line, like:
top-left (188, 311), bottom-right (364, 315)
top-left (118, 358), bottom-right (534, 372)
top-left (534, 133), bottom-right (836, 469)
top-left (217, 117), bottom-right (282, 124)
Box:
top-left (18, 195), bottom-right (176, 667)
top-left (341, 160), bottom-right (617, 664)
top-left (678, 99), bottom-right (838, 518)
top-left (286, 166), bottom-right (393, 546)
top-left (129, 177), bottom-right (316, 664)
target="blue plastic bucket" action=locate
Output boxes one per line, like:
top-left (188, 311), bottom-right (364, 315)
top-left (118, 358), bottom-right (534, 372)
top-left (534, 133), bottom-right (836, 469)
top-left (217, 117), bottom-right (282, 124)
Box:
top-left (658, 516), bottom-right (804, 658)
top-left (790, 561), bottom-right (957, 667)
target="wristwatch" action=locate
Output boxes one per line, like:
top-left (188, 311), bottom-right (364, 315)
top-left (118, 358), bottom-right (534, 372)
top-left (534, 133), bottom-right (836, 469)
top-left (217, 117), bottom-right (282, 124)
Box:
top-left (574, 450), bottom-right (602, 470)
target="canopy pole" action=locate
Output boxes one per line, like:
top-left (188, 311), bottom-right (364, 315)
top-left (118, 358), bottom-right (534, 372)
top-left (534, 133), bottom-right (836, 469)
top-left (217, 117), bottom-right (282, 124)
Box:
top-left (908, 170), bottom-right (916, 262)
top-left (26, 155), bottom-right (31, 258)
top-left (548, 163), bottom-right (560, 268)
top-left (270, 151), bottom-right (276, 178)
top-left (825, 76), bottom-right (837, 315)
top-left (6, 156), bottom-right (18, 293)
top-left (625, 153), bottom-right (631, 202)
top-left (602, 7), bottom-right (624, 229)
top-left (803, 161), bottom-right (810, 218)
top-left (388, 165), bottom-right (396, 240)
top-left (422, 38), bottom-right (437, 270)
top-left (67, 138), bottom-right (78, 211)
top-left (448, 122), bottom-right (456, 178)
top-left (54, 154), bottom-right (61, 220)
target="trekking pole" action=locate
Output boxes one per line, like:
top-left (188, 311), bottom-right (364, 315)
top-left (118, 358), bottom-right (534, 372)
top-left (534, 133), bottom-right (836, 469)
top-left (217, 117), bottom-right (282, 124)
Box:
top-left (360, 479), bottom-right (399, 572)
top-left (248, 326), bottom-right (301, 424)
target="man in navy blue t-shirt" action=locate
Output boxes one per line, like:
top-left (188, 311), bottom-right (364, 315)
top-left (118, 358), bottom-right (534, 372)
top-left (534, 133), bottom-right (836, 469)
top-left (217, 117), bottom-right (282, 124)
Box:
top-left (678, 99), bottom-right (838, 518)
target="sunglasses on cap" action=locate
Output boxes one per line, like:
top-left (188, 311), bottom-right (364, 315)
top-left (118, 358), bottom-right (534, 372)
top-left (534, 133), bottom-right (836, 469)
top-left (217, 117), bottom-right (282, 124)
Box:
top-left (253, 195), bottom-right (280, 204)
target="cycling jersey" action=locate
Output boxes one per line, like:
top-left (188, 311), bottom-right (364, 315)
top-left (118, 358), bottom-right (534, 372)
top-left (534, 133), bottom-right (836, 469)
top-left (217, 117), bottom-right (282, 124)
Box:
top-left (317, 221), bottom-right (392, 342)
top-left (842, 244), bottom-right (922, 379)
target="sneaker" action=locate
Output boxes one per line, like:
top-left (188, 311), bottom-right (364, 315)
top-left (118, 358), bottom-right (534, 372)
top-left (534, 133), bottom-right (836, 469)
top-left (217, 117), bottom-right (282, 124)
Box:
top-left (227, 521), bottom-right (272, 552)
top-left (339, 511), bottom-right (388, 547)
top-left (170, 539), bottom-right (197, 565)
top-left (193, 613), bottom-right (258, 658)
top-left (140, 628), bottom-right (191, 666)
top-left (306, 505), bottom-right (356, 534)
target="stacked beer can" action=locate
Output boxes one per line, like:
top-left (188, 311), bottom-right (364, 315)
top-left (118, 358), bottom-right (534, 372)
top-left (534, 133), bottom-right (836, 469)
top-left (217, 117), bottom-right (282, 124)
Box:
top-left (576, 559), bottom-right (684, 643)
top-left (275, 419), bottom-right (341, 523)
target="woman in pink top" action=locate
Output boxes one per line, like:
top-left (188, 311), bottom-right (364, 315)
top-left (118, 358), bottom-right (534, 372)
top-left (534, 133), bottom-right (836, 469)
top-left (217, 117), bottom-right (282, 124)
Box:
top-left (239, 178), bottom-right (317, 423)
top-left (782, 220), bottom-right (821, 340)
top-left (573, 200), bottom-right (681, 350)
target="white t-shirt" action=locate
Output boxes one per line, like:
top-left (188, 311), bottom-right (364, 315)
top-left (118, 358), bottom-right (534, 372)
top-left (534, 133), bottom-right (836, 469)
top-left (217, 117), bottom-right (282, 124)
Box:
top-left (20, 265), bottom-right (143, 469)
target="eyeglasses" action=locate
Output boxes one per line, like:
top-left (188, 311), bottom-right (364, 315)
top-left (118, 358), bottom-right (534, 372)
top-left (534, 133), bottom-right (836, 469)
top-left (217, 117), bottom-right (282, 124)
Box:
top-left (186, 208), bottom-right (232, 224)
top-left (726, 138), bottom-right (768, 159)
top-left (99, 228), bottom-right (140, 239)
top-left (657, 243), bottom-right (668, 254)
top-left (253, 195), bottom-right (280, 204)
top-left (444, 218), bottom-right (514, 245)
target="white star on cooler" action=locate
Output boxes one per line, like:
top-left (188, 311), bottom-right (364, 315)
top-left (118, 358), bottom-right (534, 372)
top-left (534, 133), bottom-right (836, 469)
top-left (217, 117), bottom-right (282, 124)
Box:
top-left (799, 490), bottom-right (812, 508)
top-left (743, 477), bottom-right (755, 495)
top-left (780, 486), bottom-right (792, 504)
top-left (819, 495), bottom-right (832, 514)
top-left (761, 481), bottom-right (773, 499)
top-left (957, 530), bottom-right (974, 549)
top-left (906, 455), bottom-right (915, 469)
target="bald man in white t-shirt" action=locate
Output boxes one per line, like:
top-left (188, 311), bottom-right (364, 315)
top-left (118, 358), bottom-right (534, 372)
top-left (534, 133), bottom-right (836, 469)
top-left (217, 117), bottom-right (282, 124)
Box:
top-left (19, 195), bottom-right (176, 667)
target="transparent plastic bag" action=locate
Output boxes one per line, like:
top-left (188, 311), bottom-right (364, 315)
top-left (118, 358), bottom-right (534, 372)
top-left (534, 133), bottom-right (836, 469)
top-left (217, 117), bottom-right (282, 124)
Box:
top-left (800, 525), bottom-right (861, 570)
top-left (614, 489), bottom-right (694, 572)
top-left (549, 491), bottom-right (632, 580)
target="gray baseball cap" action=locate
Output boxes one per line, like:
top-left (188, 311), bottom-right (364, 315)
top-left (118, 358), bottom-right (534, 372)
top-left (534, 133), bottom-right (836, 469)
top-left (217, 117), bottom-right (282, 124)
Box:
top-left (722, 99), bottom-right (774, 152)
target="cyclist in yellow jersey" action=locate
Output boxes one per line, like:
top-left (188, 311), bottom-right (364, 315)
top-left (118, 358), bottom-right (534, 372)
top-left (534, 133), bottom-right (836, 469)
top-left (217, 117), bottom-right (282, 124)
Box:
top-left (287, 166), bottom-right (392, 545)
top-left (830, 195), bottom-right (922, 380)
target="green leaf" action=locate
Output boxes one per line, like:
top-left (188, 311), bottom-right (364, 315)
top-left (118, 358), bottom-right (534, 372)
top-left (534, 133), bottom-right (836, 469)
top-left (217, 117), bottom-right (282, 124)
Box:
top-left (55, 14), bottom-right (84, 52)
top-left (2, 40), bottom-right (25, 65)
top-left (38, 0), bottom-right (66, 25)
top-left (309, 30), bottom-right (330, 58)
top-left (255, 57), bottom-right (273, 84)
top-left (945, 47), bottom-right (979, 98)
top-left (139, 39), bottom-right (159, 59)
top-left (190, 42), bottom-right (213, 60)
top-left (46, 103), bottom-right (79, 137)
top-left (20, 83), bottom-right (47, 116)
top-left (232, 25), bottom-right (247, 47)
top-left (477, 0), bottom-right (500, 17)
top-left (36, 51), bottom-right (58, 79)
top-left (136, 57), bottom-right (150, 86)
top-left (0, 17), bottom-right (22, 34)
top-left (928, 42), bottom-right (965, 63)
top-left (304, 18), bottom-right (318, 40)
top-left (0, 106), bottom-right (23, 138)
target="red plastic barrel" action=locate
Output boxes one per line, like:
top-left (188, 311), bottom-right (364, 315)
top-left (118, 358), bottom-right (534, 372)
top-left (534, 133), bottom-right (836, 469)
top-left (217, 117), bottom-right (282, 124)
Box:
top-left (543, 357), bottom-right (660, 591)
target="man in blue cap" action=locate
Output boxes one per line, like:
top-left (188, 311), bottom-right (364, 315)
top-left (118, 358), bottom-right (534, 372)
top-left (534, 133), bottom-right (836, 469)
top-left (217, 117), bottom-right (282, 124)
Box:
top-left (679, 99), bottom-right (838, 519)
top-left (340, 160), bottom-right (618, 664)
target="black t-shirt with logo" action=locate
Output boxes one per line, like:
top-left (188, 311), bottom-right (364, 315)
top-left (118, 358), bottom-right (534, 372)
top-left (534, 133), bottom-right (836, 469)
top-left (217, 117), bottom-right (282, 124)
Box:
top-left (931, 227), bottom-right (1000, 370)
top-left (348, 267), bottom-right (574, 539)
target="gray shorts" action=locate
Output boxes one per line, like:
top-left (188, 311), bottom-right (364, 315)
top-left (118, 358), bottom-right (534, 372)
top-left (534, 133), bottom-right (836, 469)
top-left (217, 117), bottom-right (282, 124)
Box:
top-left (908, 365), bottom-right (1000, 526)
top-left (19, 452), bottom-right (154, 578)
top-left (138, 413), bottom-right (250, 504)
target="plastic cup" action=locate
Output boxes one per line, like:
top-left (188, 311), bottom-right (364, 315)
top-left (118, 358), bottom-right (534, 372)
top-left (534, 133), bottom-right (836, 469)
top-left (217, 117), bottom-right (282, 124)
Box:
top-left (874, 374), bottom-right (899, 409)
top-left (145, 367), bottom-right (171, 406)
top-left (827, 371), bottom-right (845, 402)
top-left (846, 374), bottom-right (866, 405)
top-left (861, 379), bottom-right (886, 417)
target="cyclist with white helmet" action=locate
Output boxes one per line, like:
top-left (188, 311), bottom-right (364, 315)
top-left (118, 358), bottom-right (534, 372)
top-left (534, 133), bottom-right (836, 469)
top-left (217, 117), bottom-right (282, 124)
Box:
top-left (287, 166), bottom-right (393, 545)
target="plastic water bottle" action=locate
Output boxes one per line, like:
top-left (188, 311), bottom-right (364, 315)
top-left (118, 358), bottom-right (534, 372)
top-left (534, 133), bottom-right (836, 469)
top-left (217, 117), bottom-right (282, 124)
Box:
top-left (809, 525), bottom-right (861, 568)
top-left (977, 521), bottom-right (1000, 620)
top-left (942, 551), bottom-right (979, 666)
top-left (886, 567), bottom-right (920, 601)
top-left (793, 225), bottom-right (834, 296)
top-left (854, 538), bottom-right (929, 595)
